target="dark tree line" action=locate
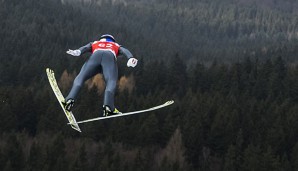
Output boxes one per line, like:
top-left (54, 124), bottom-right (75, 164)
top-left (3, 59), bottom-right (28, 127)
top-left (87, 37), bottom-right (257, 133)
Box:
top-left (1, 56), bottom-right (298, 170)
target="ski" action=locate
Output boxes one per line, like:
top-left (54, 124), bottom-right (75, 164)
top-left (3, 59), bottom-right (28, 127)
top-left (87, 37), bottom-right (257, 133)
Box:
top-left (72, 100), bottom-right (174, 124)
top-left (46, 68), bottom-right (81, 132)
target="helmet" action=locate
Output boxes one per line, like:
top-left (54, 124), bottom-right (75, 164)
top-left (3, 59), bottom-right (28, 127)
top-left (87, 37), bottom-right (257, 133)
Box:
top-left (99, 34), bottom-right (116, 42)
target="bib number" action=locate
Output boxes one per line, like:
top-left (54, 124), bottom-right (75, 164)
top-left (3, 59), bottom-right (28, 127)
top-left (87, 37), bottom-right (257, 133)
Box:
top-left (98, 43), bottom-right (113, 48)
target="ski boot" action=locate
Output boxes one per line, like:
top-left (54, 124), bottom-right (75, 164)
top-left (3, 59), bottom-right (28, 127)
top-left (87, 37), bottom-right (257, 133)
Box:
top-left (102, 105), bottom-right (122, 117)
top-left (63, 99), bottom-right (75, 112)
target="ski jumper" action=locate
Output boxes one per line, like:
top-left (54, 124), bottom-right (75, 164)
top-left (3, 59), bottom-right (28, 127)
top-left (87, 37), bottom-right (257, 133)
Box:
top-left (66, 41), bottom-right (133, 111)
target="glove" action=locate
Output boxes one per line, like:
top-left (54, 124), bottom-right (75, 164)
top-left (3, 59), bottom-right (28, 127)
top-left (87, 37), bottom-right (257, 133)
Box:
top-left (66, 49), bottom-right (81, 56)
top-left (127, 58), bottom-right (138, 67)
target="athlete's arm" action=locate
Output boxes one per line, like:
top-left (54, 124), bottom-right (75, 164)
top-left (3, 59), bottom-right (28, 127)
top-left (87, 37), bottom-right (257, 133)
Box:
top-left (119, 46), bottom-right (138, 67)
top-left (66, 43), bottom-right (92, 56)
top-left (78, 43), bottom-right (92, 54)
top-left (118, 46), bottom-right (133, 59)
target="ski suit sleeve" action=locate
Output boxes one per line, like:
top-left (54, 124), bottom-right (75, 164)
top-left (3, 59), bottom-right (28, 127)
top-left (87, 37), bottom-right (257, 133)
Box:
top-left (118, 46), bottom-right (134, 59)
top-left (78, 43), bottom-right (92, 54)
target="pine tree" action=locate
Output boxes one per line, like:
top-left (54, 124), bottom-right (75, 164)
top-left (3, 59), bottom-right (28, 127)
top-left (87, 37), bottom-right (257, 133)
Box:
top-left (260, 147), bottom-right (281, 171)
top-left (189, 62), bottom-right (207, 93)
top-left (71, 143), bottom-right (88, 170)
top-left (224, 145), bottom-right (237, 171)
top-left (3, 160), bottom-right (13, 171)
top-left (137, 114), bottom-right (160, 145)
top-left (287, 66), bottom-right (298, 102)
top-left (3, 134), bottom-right (25, 170)
top-left (291, 142), bottom-right (298, 170)
top-left (133, 150), bottom-right (147, 171)
top-left (253, 59), bottom-right (272, 100)
top-left (269, 56), bottom-right (286, 99)
top-left (241, 144), bottom-right (262, 171)
top-left (0, 88), bottom-right (17, 132)
top-left (45, 133), bottom-right (67, 171)
top-left (166, 53), bottom-right (187, 97)
top-left (0, 149), bottom-right (5, 169)
top-left (28, 140), bottom-right (45, 171)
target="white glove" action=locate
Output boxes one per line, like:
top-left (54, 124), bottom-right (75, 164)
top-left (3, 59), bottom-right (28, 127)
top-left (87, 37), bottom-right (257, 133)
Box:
top-left (66, 49), bottom-right (81, 56)
top-left (127, 58), bottom-right (138, 67)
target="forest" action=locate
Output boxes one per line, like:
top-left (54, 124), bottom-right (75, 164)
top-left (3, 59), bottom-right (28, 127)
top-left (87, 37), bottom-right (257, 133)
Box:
top-left (1, 0), bottom-right (298, 170)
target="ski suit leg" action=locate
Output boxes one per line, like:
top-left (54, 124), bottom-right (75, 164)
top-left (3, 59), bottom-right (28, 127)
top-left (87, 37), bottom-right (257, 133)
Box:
top-left (66, 52), bottom-right (102, 101)
top-left (101, 51), bottom-right (118, 111)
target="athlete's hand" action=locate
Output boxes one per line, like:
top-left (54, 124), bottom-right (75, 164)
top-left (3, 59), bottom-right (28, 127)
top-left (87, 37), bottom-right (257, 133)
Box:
top-left (66, 49), bottom-right (81, 56)
top-left (127, 58), bottom-right (138, 67)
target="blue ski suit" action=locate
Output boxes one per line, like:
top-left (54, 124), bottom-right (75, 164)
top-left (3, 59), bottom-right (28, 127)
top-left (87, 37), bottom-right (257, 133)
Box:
top-left (66, 40), bottom-right (134, 111)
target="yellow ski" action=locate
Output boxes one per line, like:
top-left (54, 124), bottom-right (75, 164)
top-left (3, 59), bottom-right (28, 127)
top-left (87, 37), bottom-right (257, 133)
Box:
top-left (46, 68), bottom-right (81, 132)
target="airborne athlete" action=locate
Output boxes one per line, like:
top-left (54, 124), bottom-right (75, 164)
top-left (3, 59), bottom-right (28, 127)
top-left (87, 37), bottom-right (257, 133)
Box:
top-left (64, 34), bottom-right (138, 116)
top-left (46, 34), bottom-right (173, 131)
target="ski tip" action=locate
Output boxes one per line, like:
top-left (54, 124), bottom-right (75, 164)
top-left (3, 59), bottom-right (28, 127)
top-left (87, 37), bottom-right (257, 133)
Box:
top-left (46, 68), bottom-right (51, 73)
top-left (46, 68), bottom-right (55, 75)
top-left (166, 100), bottom-right (174, 105)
